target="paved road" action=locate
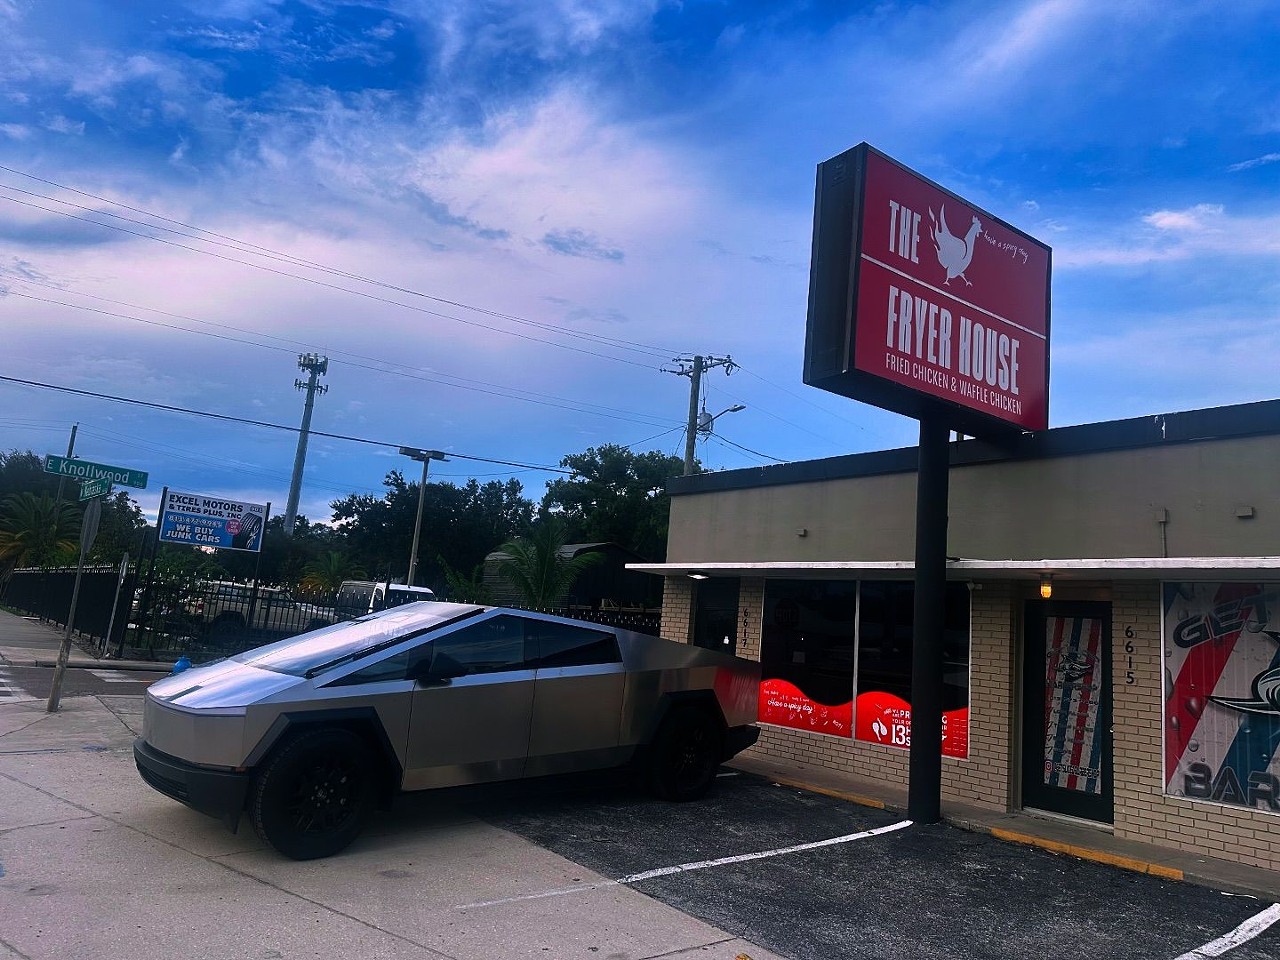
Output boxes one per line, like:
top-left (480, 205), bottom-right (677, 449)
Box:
top-left (0, 662), bottom-right (167, 702)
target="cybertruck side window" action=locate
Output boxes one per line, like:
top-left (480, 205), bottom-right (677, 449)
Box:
top-left (529, 622), bottom-right (621, 667)
top-left (327, 648), bottom-right (421, 685)
top-left (432, 615), bottom-right (531, 675)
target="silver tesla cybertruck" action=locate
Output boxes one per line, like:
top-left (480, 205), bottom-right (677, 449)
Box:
top-left (134, 602), bottom-right (761, 859)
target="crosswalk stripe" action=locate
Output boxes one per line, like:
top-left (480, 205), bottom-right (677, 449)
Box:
top-left (87, 669), bottom-right (142, 683)
top-left (0, 668), bottom-right (34, 703)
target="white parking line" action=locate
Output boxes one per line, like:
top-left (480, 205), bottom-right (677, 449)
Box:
top-left (456, 819), bottom-right (913, 911)
top-left (1174, 903), bottom-right (1280, 959)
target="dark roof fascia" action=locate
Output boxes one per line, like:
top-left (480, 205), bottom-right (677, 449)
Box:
top-left (669, 398), bottom-right (1280, 496)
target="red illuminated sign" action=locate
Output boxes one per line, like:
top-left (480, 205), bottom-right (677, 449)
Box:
top-left (804, 144), bottom-right (1050, 437)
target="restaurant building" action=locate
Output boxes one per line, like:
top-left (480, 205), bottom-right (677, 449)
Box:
top-left (632, 399), bottom-right (1280, 872)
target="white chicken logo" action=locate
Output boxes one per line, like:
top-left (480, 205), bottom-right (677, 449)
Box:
top-left (928, 205), bottom-right (982, 287)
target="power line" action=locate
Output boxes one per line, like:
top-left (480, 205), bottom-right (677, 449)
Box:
top-left (1, 191), bottom-right (661, 370)
top-left (0, 374), bottom-right (575, 474)
top-left (706, 432), bottom-right (786, 464)
top-left (4, 288), bottom-right (679, 428)
top-left (0, 169), bottom-right (680, 361)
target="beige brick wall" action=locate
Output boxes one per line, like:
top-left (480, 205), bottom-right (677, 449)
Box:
top-left (1112, 581), bottom-right (1280, 871)
top-left (659, 576), bottom-right (694, 643)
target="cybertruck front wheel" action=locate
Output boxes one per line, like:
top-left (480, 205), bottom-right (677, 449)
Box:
top-left (249, 728), bottom-right (375, 860)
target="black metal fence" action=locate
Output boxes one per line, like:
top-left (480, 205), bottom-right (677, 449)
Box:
top-left (1, 568), bottom-right (662, 663)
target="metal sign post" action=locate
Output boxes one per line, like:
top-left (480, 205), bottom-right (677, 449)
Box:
top-left (47, 495), bottom-right (104, 712)
top-left (907, 409), bottom-right (950, 822)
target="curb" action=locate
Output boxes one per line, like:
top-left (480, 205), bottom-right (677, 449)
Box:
top-left (982, 826), bottom-right (1183, 881)
top-left (746, 766), bottom-right (1197, 889)
top-left (31, 658), bottom-right (172, 672)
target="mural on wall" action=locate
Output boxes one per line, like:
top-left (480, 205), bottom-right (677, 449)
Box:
top-left (1042, 616), bottom-right (1105, 794)
top-left (1163, 582), bottom-right (1280, 814)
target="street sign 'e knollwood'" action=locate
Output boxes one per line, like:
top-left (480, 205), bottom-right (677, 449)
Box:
top-left (804, 143), bottom-right (1050, 438)
top-left (43, 454), bottom-right (148, 489)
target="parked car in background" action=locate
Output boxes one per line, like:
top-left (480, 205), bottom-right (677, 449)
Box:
top-left (134, 603), bottom-right (761, 860)
top-left (185, 581), bottom-right (332, 643)
top-left (335, 579), bottom-right (435, 619)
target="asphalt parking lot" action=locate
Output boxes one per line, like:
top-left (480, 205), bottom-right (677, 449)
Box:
top-left (456, 770), bottom-right (1280, 960)
top-left (1, 690), bottom-right (1278, 960)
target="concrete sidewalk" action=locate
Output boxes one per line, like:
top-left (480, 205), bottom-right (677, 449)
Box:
top-left (0, 694), bottom-right (783, 960)
top-left (0, 608), bottom-right (173, 672)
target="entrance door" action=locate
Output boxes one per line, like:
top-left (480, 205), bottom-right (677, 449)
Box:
top-left (692, 578), bottom-right (741, 654)
top-left (1021, 602), bottom-right (1113, 823)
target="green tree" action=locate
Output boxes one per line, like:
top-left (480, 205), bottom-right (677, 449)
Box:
top-left (301, 551), bottom-right (366, 593)
top-left (88, 490), bottom-right (148, 565)
top-left (0, 450), bottom-right (60, 500)
top-left (495, 516), bottom-right (601, 607)
top-left (541, 445), bottom-right (685, 561)
top-left (330, 473), bottom-right (534, 589)
top-left (0, 492), bottom-right (81, 574)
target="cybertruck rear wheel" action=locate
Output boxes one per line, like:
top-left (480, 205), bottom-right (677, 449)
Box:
top-left (250, 728), bottom-right (375, 860)
top-left (646, 706), bottom-right (723, 802)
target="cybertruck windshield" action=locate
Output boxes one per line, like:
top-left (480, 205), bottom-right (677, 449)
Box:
top-left (234, 602), bottom-right (485, 677)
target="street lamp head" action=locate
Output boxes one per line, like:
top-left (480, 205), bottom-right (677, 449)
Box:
top-left (398, 447), bottom-right (448, 462)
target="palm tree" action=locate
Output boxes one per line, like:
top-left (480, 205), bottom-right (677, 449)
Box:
top-left (300, 551), bottom-right (366, 593)
top-left (0, 492), bottom-right (80, 575)
top-left (437, 554), bottom-right (492, 604)
top-left (495, 516), bottom-right (601, 608)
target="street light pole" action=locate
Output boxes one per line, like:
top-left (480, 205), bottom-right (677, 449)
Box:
top-left (399, 447), bottom-right (446, 587)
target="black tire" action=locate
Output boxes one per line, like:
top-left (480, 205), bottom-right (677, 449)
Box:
top-left (646, 706), bottom-right (724, 802)
top-left (249, 728), bottom-right (375, 860)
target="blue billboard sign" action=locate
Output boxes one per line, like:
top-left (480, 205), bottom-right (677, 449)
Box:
top-left (158, 490), bottom-right (268, 553)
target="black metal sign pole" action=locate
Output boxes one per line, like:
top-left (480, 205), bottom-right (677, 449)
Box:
top-left (908, 405), bottom-right (951, 823)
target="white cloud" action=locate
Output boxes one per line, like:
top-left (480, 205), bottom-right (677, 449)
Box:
top-left (1228, 152), bottom-right (1280, 172)
top-left (1143, 203), bottom-right (1224, 232)
top-left (0, 122), bottom-right (30, 139)
top-left (1058, 203), bottom-right (1280, 267)
top-left (961, 0), bottom-right (1094, 79)
top-left (44, 114), bottom-right (84, 135)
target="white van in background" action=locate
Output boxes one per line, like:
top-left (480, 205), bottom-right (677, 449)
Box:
top-left (335, 580), bottom-right (435, 618)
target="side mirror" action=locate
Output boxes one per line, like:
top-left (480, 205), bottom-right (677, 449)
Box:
top-left (411, 651), bottom-right (469, 686)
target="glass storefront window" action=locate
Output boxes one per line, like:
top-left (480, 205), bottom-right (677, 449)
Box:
top-left (759, 580), bottom-right (857, 737)
top-left (757, 579), bottom-right (971, 757)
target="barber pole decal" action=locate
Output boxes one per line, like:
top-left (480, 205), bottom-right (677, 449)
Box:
top-left (1043, 616), bottom-right (1104, 794)
top-left (1164, 583), bottom-right (1280, 813)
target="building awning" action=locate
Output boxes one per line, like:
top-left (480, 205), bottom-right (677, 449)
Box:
top-left (626, 557), bottom-right (1280, 582)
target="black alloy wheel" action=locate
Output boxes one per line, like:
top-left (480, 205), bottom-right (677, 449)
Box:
top-left (648, 707), bottom-right (723, 801)
top-left (250, 728), bottom-right (375, 860)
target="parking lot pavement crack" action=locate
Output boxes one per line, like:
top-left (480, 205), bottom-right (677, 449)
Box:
top-left (0, 713), bottom-right (52, 742)
top-left (636, 935), bottom-right (740, 959)
top-left (204, 859), bottom-right (463, 960)
top-left (0, 810), bottom-right (98, 836)
top-left (0, 934), bottom-right (35, 959)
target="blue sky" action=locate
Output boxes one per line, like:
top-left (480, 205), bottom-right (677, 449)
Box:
top-left (2, 0), bottom-right (1278, 526)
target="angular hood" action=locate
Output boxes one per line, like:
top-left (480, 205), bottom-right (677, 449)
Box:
top-left (148, 659), bottom-right (305, 710)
